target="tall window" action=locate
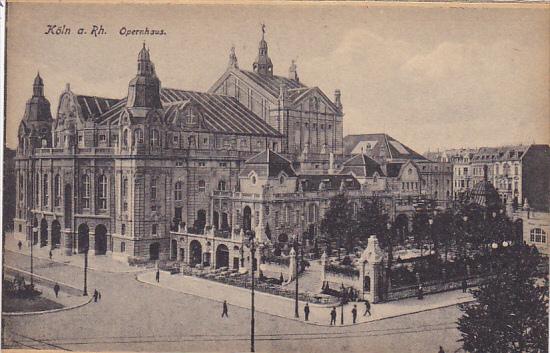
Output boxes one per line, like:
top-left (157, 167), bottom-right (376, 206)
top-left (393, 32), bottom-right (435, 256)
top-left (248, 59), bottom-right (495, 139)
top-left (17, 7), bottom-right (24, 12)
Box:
top-left (43, 174), bottom-right (49, 206)
top-left (18, 175), bottom-right (24, 205)
top-left (174, 181), bottom-right (183, 201)
top-left (82, 174), bottom-right (91, 209)
top-left (122, 177), bottom-right (128, 211)
top-left (198, 180), bottom-right (206, 192)
top-left (218, 180), bottom-right (226, 191)
top-left (54, 174), bottom-right (61, 206)
top-left (35, 174), bottom-right (40, 205)
top-left (134, 128), bottom-right (144, 144)
top-left (98, 175), bottom-right (107, 210)
top-left (151, 178), bottom-right (157, 200)
top-left (150, 129), bottom-right (159, 146)
top-left (122, 129), bottom-right (129, 147)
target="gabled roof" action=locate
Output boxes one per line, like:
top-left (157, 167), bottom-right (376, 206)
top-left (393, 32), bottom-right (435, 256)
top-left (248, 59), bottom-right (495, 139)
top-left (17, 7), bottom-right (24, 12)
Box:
top-left (96, 88), bottom-right (282, 137)
top-left (241, 149), bottom-right (296, 178)
top-left (340, 154), bottom-right (384, 177)
top-left (75, 95), bottom-right (121, 120)
top-left (297, 174), bottom-right (361, 192)
top-left (385, 162), bottom-right (405, 178)
top-left (344, 133), bottom-right (428, 162)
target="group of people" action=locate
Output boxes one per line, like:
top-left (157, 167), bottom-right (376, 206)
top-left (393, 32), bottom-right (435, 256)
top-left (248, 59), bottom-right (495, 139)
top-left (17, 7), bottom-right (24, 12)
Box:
top-left (327, 300), bottom-right (371, 325)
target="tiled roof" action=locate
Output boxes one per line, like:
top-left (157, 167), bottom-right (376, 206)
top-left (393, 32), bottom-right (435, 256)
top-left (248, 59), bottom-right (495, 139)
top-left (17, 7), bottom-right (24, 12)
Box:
top-left (340, 154), bottom-right (384, 177)
top-left (75, 95), bottom-right (121, 120)
top-left (96, 88), bottom-right (282, 137)
top-left (471, 145), bottom-right (529, 162)
top-left (344, 133), bottom-right (428, 161)
top-left (241, 149), bottom-right (296, 177)
top-left (297, 174), bottom-right (361, 192)
top-left (238, 70), bottom-right (305, 97)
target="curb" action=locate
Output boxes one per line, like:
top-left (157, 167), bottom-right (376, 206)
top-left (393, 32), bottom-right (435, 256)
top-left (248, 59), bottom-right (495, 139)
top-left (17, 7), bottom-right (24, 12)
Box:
top-left (3, 295), bottom-right (93, 317)
top-left (5, 249), bottom-right (145, 274)
top-left (135, 271), bottom-right (474, 328)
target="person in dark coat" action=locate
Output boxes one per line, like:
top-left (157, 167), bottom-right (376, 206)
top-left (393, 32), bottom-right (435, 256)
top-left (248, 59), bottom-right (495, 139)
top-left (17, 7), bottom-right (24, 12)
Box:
top-left (93, 289), bottom-right (98, 302)
top-left (363, 299), bottom-right (371, 316)
top-left (438, 346), bottom-right (446, 353)
top-left (330, 307), bottom-right (337, 325)
top-left (98, 291), bottom-right (102, 301)
top-left (352, 305), bottom-right (358, 324)
top-left (49, 250), bottom-right (53, 260)
top-left (461, 279), bottom-right (467, 293)
top-left (221, 300), bottom-right (229, 318)
top-left (304, 303), bottom-right (310, 321)
top-left (417, 285), bottom-right (424, 300)
top-left (155, 269), bottom-right (160, 283)
top-left (53, 283), bottom-right (60, 298)
top-left (17, 241), bottom-right (22, 251)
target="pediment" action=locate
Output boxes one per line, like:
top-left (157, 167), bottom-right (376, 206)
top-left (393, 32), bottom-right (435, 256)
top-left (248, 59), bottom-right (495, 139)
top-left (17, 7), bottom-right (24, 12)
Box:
top-left (290, 87), bottom-right (340, 115)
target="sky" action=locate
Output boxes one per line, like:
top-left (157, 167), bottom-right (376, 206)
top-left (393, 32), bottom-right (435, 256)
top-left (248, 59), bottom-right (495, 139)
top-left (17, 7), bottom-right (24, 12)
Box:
top-left (5, 2), bottom-right (549, 153)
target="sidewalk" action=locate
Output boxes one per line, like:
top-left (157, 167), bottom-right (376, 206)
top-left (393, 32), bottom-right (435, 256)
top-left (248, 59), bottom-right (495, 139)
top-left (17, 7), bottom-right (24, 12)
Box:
top-left (137, 270), bottom-right (474, 327)
top-left (3, 275), bottom-right (92, 316)
top-left (4, 232), bottom-right (144, 273)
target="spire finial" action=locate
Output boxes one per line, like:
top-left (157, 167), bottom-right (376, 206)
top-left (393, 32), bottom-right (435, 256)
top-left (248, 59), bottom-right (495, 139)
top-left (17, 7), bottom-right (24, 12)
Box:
top-left (261, 23), bottom-right (266, 39)
top-left (228, 45), bottom-right (239, 69)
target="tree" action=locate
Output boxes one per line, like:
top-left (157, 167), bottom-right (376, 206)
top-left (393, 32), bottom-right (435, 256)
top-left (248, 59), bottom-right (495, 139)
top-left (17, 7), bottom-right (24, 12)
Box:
top-left (458, 244), bottom-right (548, 353)
top-left (356, 197), bottom-right (389, 246)
top-left (320, 194), bottom-right (355, 256)
top-left (412, 212), bottom-right (430, 256)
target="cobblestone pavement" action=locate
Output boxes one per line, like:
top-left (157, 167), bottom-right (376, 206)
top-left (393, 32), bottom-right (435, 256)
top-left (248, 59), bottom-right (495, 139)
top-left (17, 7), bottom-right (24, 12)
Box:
top-left (3, 251), bottom-right (466, 353)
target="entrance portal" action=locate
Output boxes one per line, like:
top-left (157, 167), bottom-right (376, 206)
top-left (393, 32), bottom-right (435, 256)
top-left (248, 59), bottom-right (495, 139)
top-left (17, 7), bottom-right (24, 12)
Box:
top-left (149, 243), bottom-right (160, 261)
top-left (94, 224), bottom-right (108, 255)
top-left (51, 220), bottom-right (61, 249)
top-left (40, 219), bottom-right (48, 248)
top-left (78, 224), bottom-right (90, 253)
top-left (215, 244), bottom-right (229, 268)
top-left (190, 240), bottom-right (202, 267)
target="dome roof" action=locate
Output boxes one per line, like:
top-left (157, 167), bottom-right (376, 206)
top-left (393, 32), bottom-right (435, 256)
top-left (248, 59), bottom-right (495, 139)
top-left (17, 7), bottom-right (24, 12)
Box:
top-left (470, 180), bottom-right (500, 208)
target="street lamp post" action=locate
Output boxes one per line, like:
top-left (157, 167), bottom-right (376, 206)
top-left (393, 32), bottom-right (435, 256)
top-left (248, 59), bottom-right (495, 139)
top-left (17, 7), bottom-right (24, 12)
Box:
top-left (340, 283), bottom-right (345, 325)
top-left (83, 246), bottom-right (88, 296)
top-left (245, 230), bottom-right (257, 353)
top-left (294, 236), bottom-right (300, 318)
top-left (31, 226), bottom-right (37, 286)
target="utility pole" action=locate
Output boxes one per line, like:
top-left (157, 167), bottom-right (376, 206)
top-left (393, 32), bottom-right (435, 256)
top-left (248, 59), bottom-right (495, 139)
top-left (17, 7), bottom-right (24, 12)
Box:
top-left (246, 230), bottom-right (256, 353)
top-left (30, 225), bottom-right (36, 286)
top-left (294, 237), bottom-right (299, 318)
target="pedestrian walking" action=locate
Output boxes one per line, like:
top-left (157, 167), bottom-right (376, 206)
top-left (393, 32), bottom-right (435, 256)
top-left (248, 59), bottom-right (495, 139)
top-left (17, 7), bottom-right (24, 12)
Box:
top-left (438, 346), bottom-right (446, 353)
top-left (155, 269), bottom-right (160, 283)
top-left (304, 303), bottom-right (310, 321)
top-left (17, 241), bottom-right (22, 251)
top-left (98, 291), bottom-right (102, 301)
top-left (330, 307), bottom-right (337, 325)
top-left (53, 283), bottom-right (60, 298)
top-left (363, 299), bottom-right (371, 316)
top-left (417, 284), bottom-right (424, 300)
top-left (93, 289), bottom-right (98, 302)
top-left (461, 279), bottom-right (467, 293)
top-left (352, 304), bottom-right (357, 324)
top-left (221, 300), bottom-right (229, 318)
top-left (49, 250), bottom-right (53, 260)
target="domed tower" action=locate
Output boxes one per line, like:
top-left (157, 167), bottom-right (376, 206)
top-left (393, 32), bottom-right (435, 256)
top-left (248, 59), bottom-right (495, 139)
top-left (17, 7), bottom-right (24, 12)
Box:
top-left (17, 72), bottom-right (53, 155)
top-left (470, 165), bottom-right (501, 210)
top-left (253, 24), bottom-right (273, 76)
top-left (127, 43), bottom-right (162, 109)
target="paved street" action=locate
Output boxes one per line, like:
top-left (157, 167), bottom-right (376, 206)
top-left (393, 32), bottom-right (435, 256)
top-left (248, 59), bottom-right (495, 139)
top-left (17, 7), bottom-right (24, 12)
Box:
top-left (2, 251), bottom-right (465, 352)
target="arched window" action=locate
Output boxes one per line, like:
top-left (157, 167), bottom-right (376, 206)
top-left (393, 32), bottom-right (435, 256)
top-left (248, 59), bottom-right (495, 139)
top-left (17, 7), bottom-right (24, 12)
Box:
top-left (122, 177), bottom-right (128, 211)
top-left (251, 175), bottom-right (257, 185)
top-left (98, 175), bottom-right (107, 210)
top-left (198, 180), bottom-right (206, 192)
top-left (218, 180), bottom-right (226, 191)
top-left (530, 228), bottom-right (547, 243)
top-left (151, 178), bottom-right (157, 200)
top-left (43, 174), bottom-right (49, 206)
top-left (82, 174), bottom-right (91, 209)
top-left (134, 128), bottom-right (144, 145)
top-left (150, 129), bottom-right (159, 146)
top-left (174, 181), bottom-right (183, 201)
top-left (54, 174), bottom-right (61, 206)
